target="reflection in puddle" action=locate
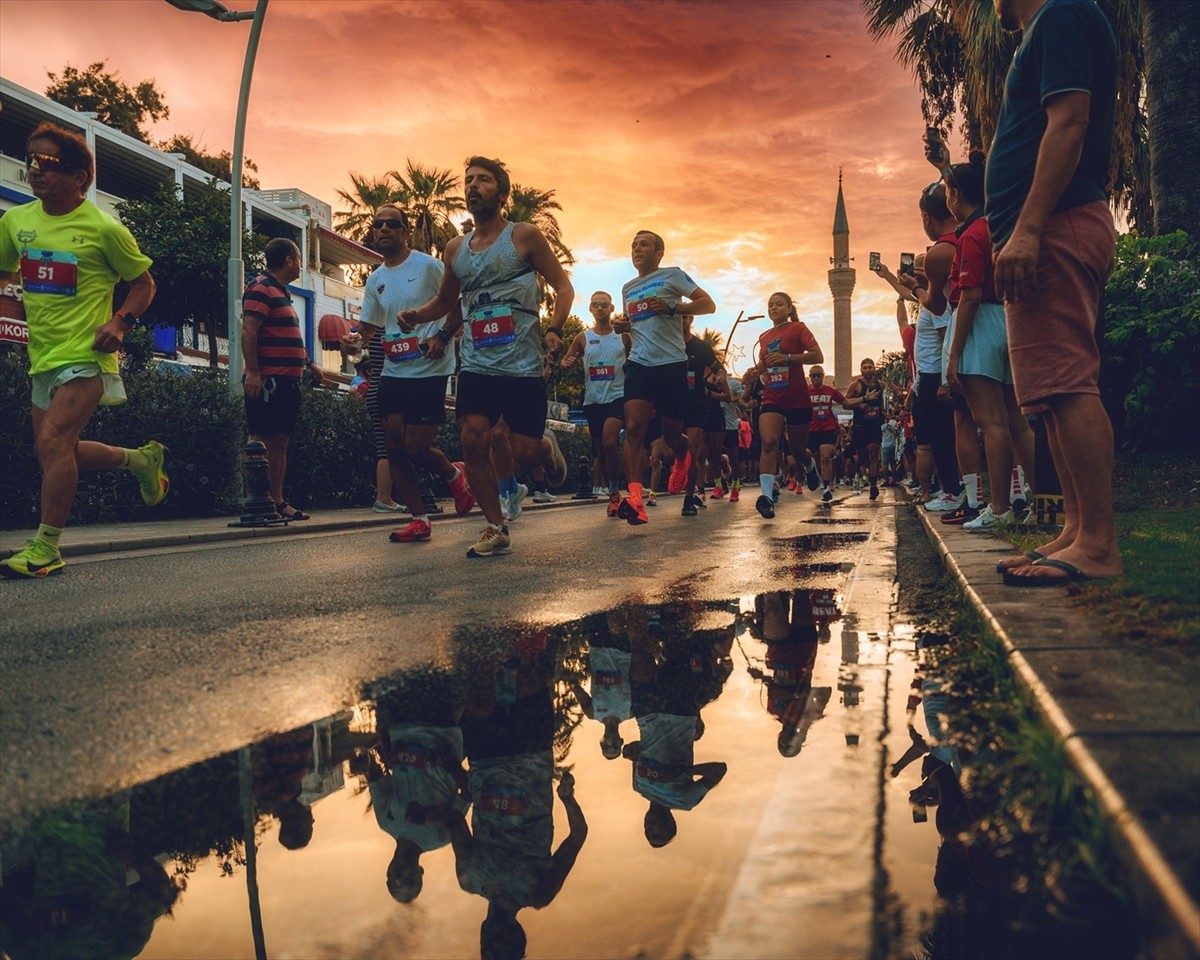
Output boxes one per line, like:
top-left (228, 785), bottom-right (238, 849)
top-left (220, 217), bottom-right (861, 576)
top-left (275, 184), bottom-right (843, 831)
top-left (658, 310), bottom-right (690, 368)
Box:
top-left (2, 588), bottom-right (965, 960)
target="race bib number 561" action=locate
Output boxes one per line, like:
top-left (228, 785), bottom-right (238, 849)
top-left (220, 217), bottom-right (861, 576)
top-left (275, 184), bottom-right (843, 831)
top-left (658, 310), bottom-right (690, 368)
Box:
top-left (20, 250), bottom-right (78, 296)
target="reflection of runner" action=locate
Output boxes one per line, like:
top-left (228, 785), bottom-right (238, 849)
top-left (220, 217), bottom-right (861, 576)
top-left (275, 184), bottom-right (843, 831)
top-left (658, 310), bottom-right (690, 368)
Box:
top-left (569, 614), bottom-right (633, 759)
top-left (613, 230), bottom-right (716, 526)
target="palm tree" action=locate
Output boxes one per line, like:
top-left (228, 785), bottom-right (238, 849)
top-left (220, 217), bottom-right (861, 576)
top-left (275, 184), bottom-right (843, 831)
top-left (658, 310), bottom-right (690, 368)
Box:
top-left (504, 183), bottom-right (575, 316)
top-left (387, 161), bottom-right (465, 257)
top-left (861, 0), bottom-right (1150, 231)
top-left (334, 172), bottom-right (405, 243)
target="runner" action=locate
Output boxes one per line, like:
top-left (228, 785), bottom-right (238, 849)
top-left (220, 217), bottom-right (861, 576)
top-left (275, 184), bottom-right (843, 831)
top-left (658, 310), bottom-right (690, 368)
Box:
top-left (560, 291), bottom-right (630, 517)
top-left (403, 156), bottom-right (573, 557)
top-left (711, 365), bottom-right (744, 502)
top-left (753, 293), bottom-right (823, 519)
top-left (680, 316), bottom-right (727, 516)
top-left (353, 206), bottom-right (474, 544)
top-left (806, 366), bottom-right (848, 503)
top-left (1, 123), bottom-right (166, 579)
top-left (612, 231), bottom-right (716, 526)
top-left (843, 358), bottom-right (902, 502)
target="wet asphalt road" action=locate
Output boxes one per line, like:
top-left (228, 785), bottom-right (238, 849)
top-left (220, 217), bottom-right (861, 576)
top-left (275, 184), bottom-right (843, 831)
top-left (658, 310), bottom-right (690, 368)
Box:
top-left (0, 492), bottom-right (936, 955)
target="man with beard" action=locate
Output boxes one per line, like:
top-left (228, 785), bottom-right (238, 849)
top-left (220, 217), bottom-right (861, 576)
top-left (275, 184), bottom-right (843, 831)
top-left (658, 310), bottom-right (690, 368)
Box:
top-left (352, 206), bottom-right (474, 544)
top-left (403, 157), bottom-right (573, 557)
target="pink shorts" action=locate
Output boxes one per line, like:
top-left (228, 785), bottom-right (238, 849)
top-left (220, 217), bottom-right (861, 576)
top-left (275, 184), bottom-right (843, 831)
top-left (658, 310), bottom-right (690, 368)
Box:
top-left (1005, 201), bottom-right (1116, 411)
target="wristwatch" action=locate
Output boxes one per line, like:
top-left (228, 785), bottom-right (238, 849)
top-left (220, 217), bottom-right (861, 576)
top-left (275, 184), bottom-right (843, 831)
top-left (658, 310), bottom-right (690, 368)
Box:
top-left (435, 327), bottom-right (452, 344)
top-left (115, 311), bottom-right (137, 330)
top-left (667, 300), bottom-right (677, 316)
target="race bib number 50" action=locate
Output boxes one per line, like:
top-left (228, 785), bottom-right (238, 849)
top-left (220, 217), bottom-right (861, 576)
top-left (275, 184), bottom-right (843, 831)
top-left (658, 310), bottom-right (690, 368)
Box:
top-left (469, 304), bottom-right (516, 347)
top-left (624, 298), bottom-right (657, 322)
top-left (20, 250), bottom-right (78, 296)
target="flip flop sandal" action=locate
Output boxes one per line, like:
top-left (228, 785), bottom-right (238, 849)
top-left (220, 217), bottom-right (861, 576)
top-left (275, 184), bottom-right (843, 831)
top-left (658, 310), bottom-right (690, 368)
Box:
top-left (276, 502), bottom-right (311, 521)
top-left (995, 549), bottom-right (1046, 574)
top-left (1001, 557), bottom-right (1090, 587)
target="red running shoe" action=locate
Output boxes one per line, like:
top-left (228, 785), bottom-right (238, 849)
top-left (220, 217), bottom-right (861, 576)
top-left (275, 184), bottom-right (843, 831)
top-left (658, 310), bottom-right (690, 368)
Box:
top-left (617, 497), bottom-right (649, 525)
top-left (729, 485), bottom-right (740, 503)
top-left (667, 452), bottom-right (692, 494)
top-left (390, 519), bottom-right (432, 542)
top-left (449, 462), bottom-right (475, 515)
top-left (607, 491), bottom-right (621, 518)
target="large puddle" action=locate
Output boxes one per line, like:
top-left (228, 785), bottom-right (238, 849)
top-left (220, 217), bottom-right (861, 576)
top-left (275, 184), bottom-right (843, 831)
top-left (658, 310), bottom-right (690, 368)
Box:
top-left (0, 523), bottom-right (983, 958)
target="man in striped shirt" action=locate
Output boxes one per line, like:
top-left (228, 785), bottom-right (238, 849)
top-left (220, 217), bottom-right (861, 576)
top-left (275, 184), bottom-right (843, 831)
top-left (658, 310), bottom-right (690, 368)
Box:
top-left (242, 237), bottom-right (323, 520)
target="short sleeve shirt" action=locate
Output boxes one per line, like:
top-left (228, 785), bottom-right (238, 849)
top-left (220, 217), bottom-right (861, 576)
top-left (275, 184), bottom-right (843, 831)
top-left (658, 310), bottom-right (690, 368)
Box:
top-left (757, 322), bottom-right (818, 408)
top-left (359, 252), bottom-right (451, 378)
top-left (0, 199), bottom-right (152, 375)
top-left (243, 272), bottom-right (306, 378)
top-left (950, 215), bottom-right (996, 303)
top-left (984, 0), bottom-right (1117, 248)
top-left (632, 713), bottom-right (709, 811)
top-left (808, 385), bottom-right (846, 433)
top-left (685, 336), bottom-right (719, 397)
top-left (621, 267), bottom-right (699, 366)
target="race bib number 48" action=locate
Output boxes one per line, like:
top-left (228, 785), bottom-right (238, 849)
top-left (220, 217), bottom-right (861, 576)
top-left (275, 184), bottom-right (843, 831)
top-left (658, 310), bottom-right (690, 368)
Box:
top-left (469, 304), bottom-right (516, 347)
top-left (20, 250), bottom-right (78, 296)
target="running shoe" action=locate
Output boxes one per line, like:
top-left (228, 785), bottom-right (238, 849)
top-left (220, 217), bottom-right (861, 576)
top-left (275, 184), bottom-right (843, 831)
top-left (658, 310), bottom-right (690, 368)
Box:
top-left (939, 503), bottom-right (981, 525)
top-left (449, 462), bottom-right (475, 515)
top-left (696, 491), bottom-right (707, 508)
top-left (963, 505), bottom-right (1014, 532)
top-left (923, 492), bottom-right (965, 513)
top-left (467, 524), bottom-right (510, 557)
top-left (805, 460), bottom-right (819, 491)
top-left (646, 490), bottom-right (658, 507)
top-left (869, 483), bottom-right (879, 501)
top-left (593, 485), bottom-right (607, 496)
top-left (618, 497), bottom-right (649, 525)
top-left (667, 452), bottom-right (692, 494)
top-left (532, 489), bottom-right (556, 503)
top-left (389, 519), bottom-right (432, 542)
top-left (729, 485), bottom-right (740, 503)
top-left (681, 496), bottom-right (698, 517)
top-left (0, 538), bottom-right (64, 579)
top-left (373, 500), bottom-right (405, 513)
top-left (756, 494), bottom-right (775, 519)
top-left (544, 430), bottom-right (568, 488)
top-left (821, 487), bottom-right (833, 503)
top-left (711, 484), bottom-right (726, 500)
top-left (787, 478), bottom-right (797, 492)
top-left (1012, 497), bottom-right (1030, 523)
top-left (133, 440), bottom-right (170, 506)
top-left (501, 482), bottom-right (528, 522)
top-left (607, 491), bottom-right (622, 518)
top-left (794, 483), bottom-right (804, 495)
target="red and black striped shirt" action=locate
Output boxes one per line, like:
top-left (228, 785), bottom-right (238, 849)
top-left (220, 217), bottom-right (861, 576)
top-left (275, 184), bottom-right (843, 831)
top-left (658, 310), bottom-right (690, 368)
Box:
top-left (243, 272), bottom-right (306, 378)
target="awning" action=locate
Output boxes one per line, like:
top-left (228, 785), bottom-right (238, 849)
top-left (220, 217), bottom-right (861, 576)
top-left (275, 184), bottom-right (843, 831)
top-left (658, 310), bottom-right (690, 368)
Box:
top-left (318, 313), bottom-right (352, 342)
top-left (316, 226), bottom-right (383, 267)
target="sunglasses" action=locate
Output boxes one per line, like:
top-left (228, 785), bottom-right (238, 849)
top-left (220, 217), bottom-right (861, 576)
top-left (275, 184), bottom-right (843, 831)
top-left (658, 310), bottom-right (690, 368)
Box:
top-left (372, 218), bottom-right (405, 230)
top-left (26, 152), bottom-right (74, 174)
top-left (589, 301), bottom-right (611, 308)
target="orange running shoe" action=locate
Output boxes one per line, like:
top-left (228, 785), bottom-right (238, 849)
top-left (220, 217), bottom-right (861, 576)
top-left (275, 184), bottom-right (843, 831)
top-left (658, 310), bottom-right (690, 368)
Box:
top-left (607, 491), bottom-right (622, 518)
top-left (667, 452), bottom-right (691, 494)
top-left (617, 497), bottom-right (649, 525)
top-left (449, 462), bottom-right (475, 515)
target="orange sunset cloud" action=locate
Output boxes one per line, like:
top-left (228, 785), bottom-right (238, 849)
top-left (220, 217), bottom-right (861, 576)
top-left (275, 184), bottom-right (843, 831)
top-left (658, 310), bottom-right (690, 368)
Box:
top-left (1, 0), bottom-right (943, 374)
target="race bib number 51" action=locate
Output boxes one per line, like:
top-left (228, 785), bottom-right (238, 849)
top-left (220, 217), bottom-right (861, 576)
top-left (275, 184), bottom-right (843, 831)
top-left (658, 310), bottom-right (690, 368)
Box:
top-left (469, 304), bottom-right (516, 348)
top-left (20, 250), bottom-right (78, 296)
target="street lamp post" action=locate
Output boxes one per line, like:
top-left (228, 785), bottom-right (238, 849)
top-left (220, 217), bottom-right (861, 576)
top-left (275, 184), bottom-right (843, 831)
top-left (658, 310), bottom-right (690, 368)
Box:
top-left (165, 0), bottom-right (268, 397)
top-left (723, 312), bottom-right (765, 372)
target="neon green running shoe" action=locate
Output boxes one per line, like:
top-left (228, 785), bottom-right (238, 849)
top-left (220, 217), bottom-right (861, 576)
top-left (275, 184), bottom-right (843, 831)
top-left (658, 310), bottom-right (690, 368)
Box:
top-left (134, 440), bottom-right (170, 506)
top-left (0, 539), bottom-right (65, 579)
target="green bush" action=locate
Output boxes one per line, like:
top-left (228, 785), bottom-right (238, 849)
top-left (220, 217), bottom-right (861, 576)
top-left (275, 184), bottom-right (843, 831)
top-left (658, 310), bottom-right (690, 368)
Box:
top-left (1103, 230), bottom-right (1200, 454)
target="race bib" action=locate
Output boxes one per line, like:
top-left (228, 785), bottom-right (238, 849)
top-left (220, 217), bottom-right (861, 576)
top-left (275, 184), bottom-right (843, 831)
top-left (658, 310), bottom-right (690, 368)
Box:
top-left (392, 743), bottom-right (430, 769)
top-left (384, 336), bottom-right (422, 361)
top-left (588, 364), bottom-right (616, 381)
top-left (480, 789), bottom-right (528, 820)
top-left (624, 298), bottom-right (658, 322)
top-left (469, 304), bottom-right (516, 347)
top-left (766, 366), bottom-right (789, 390)
top-left (687, 371), bottom-right (697, 391)
top-left (20, 250), bottom-right (78, 296)
top-left (594, 669), bottom-right (622, 687)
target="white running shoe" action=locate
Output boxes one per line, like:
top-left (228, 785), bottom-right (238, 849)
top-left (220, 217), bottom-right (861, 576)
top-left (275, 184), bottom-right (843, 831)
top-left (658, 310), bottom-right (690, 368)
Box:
top-left (532, 489), bottom-right (556, 503)
top-left (963, 505), bottom-right (1015, 532)
top-left (923, 492), bottom-right (965, 513)
top-left (502, 483), bottom-right (528, 522)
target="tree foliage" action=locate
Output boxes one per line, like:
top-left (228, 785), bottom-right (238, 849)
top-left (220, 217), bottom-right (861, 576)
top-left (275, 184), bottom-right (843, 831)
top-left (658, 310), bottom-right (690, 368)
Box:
top-left (157, 134), bottom-right (260, 190)
top-left (116, 180), bottom-right (268, 364)
top-left (44, 61), bottom-right (169, 142)
top-left (388, 161), bottom-right (466, 257)
top-left (333, 173), bottom-right (406, 243)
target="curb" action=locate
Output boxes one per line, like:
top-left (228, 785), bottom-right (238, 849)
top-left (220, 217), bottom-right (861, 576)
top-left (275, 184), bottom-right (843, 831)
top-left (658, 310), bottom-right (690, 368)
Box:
top-left (913, 499), bottom-right (1200, 957)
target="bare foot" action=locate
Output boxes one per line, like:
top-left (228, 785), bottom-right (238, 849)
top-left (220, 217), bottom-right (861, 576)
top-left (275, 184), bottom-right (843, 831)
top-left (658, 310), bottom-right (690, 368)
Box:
top-left (1004, 545), bottom-right (1121, 582)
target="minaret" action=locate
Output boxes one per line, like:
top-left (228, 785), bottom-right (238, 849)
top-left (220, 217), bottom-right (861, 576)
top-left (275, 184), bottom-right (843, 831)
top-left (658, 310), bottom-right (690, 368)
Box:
top-left (827, 170), bottom-right (855, 390)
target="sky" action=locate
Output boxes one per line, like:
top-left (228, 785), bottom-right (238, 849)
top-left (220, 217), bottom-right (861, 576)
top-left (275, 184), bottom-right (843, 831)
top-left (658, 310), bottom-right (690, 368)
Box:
top-left (0, 0), bottom-right (947, 375)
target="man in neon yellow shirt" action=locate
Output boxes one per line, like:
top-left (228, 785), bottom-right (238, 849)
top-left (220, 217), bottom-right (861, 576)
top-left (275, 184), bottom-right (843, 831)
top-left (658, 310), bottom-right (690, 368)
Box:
top-left (0, 122), bottom-right (167, 579)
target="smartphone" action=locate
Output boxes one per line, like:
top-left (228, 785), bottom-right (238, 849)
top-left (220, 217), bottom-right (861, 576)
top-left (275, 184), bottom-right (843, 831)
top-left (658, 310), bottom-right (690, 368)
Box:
top-left (925, 126), bottom-right (941, 147)
top-left (869, 252), bottom-right (881, 272)
top-left (899, 252), bottom-right (915, 276)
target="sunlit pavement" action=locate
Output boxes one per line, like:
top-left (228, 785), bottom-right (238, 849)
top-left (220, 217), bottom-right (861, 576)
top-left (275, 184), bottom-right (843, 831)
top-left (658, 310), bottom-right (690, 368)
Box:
top-left (1, 488), bottom-right (1196, 956)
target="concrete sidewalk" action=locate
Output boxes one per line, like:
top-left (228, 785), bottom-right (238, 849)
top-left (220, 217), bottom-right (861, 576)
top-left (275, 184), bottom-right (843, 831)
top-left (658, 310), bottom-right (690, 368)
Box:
top-left (915, 505), bottom-right (1200, 958)
top-left (0, 495), bottom-right (597, 560)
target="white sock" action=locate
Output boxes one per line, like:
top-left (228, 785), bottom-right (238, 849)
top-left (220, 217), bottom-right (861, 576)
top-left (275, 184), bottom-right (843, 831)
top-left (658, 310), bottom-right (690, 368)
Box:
top-left (414, 514), bottom-right (429, 523)
top-left (760, 473), bottom-right (774, 498)
top-left (963, 473), bottom-right (982, 507)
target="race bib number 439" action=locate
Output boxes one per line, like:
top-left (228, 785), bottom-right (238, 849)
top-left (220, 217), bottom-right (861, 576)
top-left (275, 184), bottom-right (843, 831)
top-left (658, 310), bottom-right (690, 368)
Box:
top-left (384, 336), bottom-right (422, 361)
top-left (20, 250), bottom-right (78, 296)
top-left (469, 304), bottom-right (516, 347)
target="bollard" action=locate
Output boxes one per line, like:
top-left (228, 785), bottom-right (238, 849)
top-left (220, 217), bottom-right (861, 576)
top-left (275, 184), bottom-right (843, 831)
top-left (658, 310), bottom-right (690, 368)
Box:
top-left (229, 440), bottom-right (288, 527)
top-left (571, 454), bottom-right (597, 500)
top-left (1029, 413), bottom-right (1063, 528)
